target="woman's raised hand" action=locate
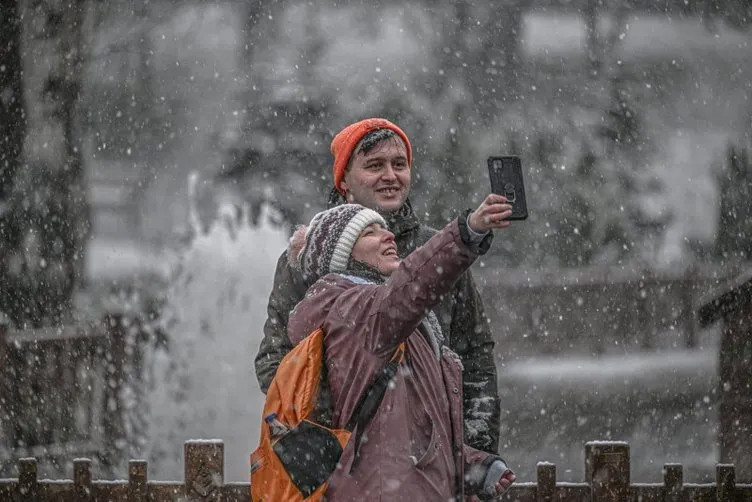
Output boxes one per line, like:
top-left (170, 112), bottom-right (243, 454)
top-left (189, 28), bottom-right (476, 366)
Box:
top-left (468, 194), bottom-right (513, 233)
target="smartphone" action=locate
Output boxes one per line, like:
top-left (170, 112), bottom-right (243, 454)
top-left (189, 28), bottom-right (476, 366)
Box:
top-left (487, 156), bottom-right (528, 220)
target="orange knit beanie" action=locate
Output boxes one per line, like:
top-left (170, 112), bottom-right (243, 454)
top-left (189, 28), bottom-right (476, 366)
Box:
top-left (330, 118), bottom-right (412, 194)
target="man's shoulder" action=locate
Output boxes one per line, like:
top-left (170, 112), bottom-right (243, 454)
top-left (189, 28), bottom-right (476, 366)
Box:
top-left (273, 247), bottom-right (291, 270)
top-left (271, 248), bottom-right (308, 291)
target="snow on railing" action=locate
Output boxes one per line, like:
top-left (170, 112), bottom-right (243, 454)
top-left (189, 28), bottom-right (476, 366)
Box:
top-left (0, 440), bottom-right (750, 501)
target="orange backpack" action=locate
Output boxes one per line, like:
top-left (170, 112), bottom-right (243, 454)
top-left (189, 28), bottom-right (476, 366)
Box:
top-left (250, 328), bottom-right (405, 502)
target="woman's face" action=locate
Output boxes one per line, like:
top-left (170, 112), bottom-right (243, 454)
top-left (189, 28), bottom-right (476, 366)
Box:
top-left (351, 223), bottom-right (400, 275)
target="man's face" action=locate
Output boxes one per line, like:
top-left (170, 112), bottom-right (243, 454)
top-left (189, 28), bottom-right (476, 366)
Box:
top-left (341, 137), bottom-right (411, 213)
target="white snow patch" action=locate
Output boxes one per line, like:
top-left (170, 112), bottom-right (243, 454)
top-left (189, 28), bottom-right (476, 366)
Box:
top-left (501, 349), bottom-right (715, 395)
top-left (504, 350), bottom-right (713, 380)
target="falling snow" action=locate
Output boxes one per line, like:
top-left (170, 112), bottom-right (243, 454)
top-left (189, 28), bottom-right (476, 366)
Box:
top-left (1, 0), bottom-right (751, 488)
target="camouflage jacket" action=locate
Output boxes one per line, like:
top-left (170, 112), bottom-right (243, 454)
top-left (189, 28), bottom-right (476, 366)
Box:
top-left (254, 193), bottom-right (501, 452)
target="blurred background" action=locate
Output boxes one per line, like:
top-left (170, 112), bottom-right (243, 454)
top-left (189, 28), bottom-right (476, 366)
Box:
top-left (1, 0), bottom-right (751, 485)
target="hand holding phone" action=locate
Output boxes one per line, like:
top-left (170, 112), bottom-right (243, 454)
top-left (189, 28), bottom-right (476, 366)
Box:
top-left (468, 194), bottom-right (513, 233)
top-left (488, 156), bottom-right (528, 220)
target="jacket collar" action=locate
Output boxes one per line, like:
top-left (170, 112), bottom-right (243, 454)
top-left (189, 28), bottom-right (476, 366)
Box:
top-left (326, 187), bottom-right (421, 239)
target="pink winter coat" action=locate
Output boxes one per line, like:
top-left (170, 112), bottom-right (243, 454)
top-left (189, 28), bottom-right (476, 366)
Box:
top-left (287, 219), bottom-right (494, 502)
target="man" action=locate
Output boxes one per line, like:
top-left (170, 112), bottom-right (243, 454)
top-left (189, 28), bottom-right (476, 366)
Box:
top-left (254, 117), bottom-right (500, 453)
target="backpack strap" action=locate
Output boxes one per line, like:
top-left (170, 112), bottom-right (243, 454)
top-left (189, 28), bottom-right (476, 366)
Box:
top-left (345, 342), bottom-right (406, 473)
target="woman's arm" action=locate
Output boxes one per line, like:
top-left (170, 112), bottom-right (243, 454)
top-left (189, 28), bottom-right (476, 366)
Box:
top-left (334, 194), bottom-right (512, 356)
top-left (333, 217), bottom-right (478, 355)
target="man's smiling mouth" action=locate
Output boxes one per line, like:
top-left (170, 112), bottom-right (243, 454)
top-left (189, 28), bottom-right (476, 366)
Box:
top-left (377, 187), bottom-right (400, 195)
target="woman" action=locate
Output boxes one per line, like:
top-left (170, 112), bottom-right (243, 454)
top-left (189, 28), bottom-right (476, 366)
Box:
top-left (287, 194), bottom-right (516, 501)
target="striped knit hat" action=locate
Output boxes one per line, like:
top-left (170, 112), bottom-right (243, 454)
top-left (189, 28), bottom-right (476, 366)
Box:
top-left (293, 204), bottom-right (387, 283)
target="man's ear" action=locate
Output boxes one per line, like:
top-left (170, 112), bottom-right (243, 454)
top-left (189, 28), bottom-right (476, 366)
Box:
top-left (340, 177), bottom-right (350, 198)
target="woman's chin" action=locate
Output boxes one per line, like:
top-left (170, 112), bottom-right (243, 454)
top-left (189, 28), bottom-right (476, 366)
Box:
top-left (380, 259), bottom-right (401, 276)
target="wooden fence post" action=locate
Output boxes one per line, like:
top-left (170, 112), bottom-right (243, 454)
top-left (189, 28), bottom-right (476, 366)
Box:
top-left (663, 463), bottom-right (683, 502)
top-left (0, 321), bottom-right (6, 360)
top-left (716, 464), bottom-right (735, 501)
top-left (103, 314), bottom-right (126, 472)
top-left (17, 458), bottom-right (37, 501)
top-left (536, 461), bottom-right (556, 502)
top-left (586, 441), bottom-right (629, 502)
top-left (185, 440), bottom-right (224, 501)
top-left (0, 324), bottom-right (7, 451)
top-left (73, 458), bottom-right (92, 502)
top-left (128, 460), bottom-right (148, 502)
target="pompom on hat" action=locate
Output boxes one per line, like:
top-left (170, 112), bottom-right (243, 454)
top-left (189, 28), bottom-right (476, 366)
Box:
top-left (289, 204), bottom-right (387, 284)
top-left (330, 118), bottom-right (412, 195)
